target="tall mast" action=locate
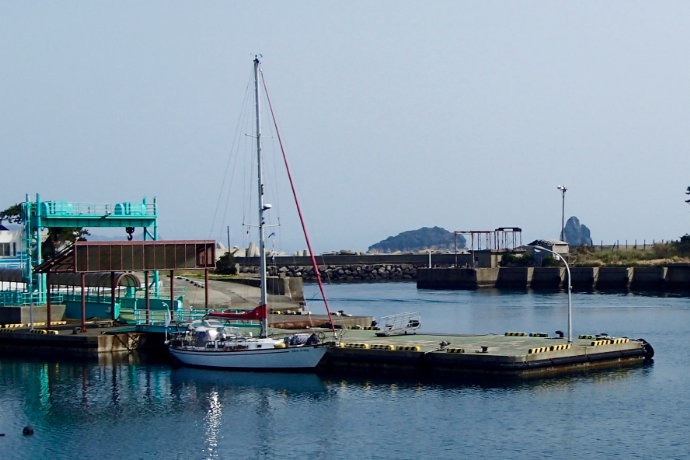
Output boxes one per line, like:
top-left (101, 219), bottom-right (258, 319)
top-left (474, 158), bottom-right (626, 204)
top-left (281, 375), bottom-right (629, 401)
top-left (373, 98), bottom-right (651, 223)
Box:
top-left (254, 56), bottom-right (268, 337)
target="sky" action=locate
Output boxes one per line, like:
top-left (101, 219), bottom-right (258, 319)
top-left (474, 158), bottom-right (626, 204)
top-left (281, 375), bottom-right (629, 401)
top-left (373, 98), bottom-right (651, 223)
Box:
top-left (2, 1), bottom-right (689, 253)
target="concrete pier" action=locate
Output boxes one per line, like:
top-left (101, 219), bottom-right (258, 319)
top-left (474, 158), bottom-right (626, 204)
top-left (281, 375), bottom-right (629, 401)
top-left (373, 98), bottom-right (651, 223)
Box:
top-left (325, 330), bottom-right (653, 378)
top-left (0, 305), bottom-right (66, 325)
top-left (0, 324), bottom-right (148, 357)
top-left (0, 320), bottom-right (653, 379)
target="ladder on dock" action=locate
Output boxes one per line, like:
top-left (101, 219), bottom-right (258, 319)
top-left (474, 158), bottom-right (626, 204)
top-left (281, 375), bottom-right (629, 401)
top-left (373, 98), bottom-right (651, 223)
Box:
top-left (375, 312), bottom-right (421, 336)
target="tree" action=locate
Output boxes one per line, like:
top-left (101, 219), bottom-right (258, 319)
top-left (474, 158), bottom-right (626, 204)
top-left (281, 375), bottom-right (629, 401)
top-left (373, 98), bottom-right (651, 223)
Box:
top-left (1, 203), bottom-right (89, 258)
top-left (215, 252), bottom-right (238, 275)
top-left (42, 227), bottom-right (90, 258)
top-left (0, 204), bottom-right (22, 225)
top-left (675, 234), bottom-right (690, 256)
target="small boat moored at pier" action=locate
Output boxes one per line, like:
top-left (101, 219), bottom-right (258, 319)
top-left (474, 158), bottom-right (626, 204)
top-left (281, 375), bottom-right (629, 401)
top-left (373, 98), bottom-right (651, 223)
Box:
top-left (168, 310), bottom-right (329, 370)
top-left (167, 56), bottom-right (338, 370)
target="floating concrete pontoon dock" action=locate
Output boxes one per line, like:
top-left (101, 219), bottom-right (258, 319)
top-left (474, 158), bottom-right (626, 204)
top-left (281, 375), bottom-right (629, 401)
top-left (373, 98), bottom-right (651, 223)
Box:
top-left (327, 329), bottom-right (653, 378)
top-left (0, 322), bottom-right (147, 356)
top-left (0, 322), bottom-right (653, 378)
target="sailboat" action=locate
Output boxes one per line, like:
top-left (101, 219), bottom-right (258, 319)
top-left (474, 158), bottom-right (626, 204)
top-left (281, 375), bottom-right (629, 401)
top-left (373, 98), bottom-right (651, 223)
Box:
top-left (167, 57), bottom-right (337, 370)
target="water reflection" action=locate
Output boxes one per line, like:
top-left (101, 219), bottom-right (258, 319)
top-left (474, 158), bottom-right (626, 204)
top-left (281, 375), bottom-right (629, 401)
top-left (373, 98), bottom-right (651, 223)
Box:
top-left (169, 367), bottom-right (326, 395)
top-left (318, 361), bottom-right (651, 394)
top-left (0, 353), bottom-right (651, 418)
top-left (204, 390), bottom-right (221, 458)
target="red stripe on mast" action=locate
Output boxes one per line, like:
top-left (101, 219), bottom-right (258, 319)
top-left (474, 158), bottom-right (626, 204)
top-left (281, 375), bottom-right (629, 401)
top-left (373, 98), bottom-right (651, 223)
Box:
top-left (260, 70), bottom-right (337, 336)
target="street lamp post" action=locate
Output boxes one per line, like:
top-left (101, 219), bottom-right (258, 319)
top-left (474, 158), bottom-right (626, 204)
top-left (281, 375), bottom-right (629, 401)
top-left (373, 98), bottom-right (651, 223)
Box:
top-left (557, 185), bottom-right (567, 242)
top-left (534, 245), bottom-right (572, 343)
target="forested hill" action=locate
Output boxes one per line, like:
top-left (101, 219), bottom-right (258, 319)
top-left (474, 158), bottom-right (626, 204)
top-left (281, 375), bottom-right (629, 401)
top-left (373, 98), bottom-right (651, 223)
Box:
top-left (367, 226), bottom-right (465, 253)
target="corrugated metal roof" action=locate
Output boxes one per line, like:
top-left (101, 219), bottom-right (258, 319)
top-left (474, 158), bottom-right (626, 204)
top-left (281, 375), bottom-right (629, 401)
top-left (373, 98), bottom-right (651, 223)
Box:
top-left (34, 240), bottom-right (216, 273)
top-left (528, 239), bottom-right (568, 246)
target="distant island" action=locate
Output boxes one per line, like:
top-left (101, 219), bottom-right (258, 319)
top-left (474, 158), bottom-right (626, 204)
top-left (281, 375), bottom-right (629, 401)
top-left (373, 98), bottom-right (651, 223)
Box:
top-left (368, 226), bottom-right (465, 253)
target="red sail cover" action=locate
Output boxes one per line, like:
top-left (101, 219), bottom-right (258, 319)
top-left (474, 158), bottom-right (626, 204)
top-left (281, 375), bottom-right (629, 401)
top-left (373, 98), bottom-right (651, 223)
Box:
top-left (207, 304), bottom-right (267, 320)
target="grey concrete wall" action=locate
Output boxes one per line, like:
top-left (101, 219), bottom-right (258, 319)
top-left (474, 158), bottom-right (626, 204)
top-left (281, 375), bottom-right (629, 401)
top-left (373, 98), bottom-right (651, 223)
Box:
top-left (496, 267), bottom-right (533, 288)
top-left (596, 267), bottom-right (632, 289)
top-left (666, 264), bottom-right (690, 290)
top-left (222, 276), bottom-right (301, 299)
top-left (287, 277), bottom-right (305, 302)
top-left (417, 268), bottom-right (491, 289)
top-left (476, 268), bottom-right (500, 287)
top-left (570, 267), bottom-right (598, 289)
top-left (630, 266), bottom-right (667, 289)
top-left (238, 252), bottom-right (494, 269)
top-left (531, 267), bottom-right (564, 289)
top-left (0, 305), bottom-right (66, 324)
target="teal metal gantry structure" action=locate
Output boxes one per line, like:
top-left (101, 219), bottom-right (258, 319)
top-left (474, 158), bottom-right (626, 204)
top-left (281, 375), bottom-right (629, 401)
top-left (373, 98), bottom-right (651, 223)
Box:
top-left (21, 193), bottom-right (158, 304)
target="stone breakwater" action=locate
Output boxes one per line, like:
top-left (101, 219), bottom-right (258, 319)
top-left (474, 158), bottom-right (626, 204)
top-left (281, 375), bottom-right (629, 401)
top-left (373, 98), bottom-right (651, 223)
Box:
top-left (240, 264), bottom-right (420, 282)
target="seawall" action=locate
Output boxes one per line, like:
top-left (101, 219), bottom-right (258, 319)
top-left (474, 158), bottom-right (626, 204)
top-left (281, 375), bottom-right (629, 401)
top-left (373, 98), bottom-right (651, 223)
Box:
top-left (235, 255), bottom-right (690, 292)
top-left (418, 264), bottom-right (690, 292)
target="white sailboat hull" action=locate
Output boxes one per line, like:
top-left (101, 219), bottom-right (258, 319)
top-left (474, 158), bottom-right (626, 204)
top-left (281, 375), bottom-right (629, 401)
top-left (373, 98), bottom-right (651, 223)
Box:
top-left (169, 344), bottom-right (328, 370)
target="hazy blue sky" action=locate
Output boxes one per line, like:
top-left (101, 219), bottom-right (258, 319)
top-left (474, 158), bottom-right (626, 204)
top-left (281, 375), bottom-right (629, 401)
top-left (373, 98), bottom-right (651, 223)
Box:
top-left (2, 2), bottom-right (689, 253)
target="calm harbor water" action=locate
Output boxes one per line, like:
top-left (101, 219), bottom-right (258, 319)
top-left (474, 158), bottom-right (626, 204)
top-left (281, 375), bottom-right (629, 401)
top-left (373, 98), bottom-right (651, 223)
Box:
top-left (1, 282), bottom-right (689, 459)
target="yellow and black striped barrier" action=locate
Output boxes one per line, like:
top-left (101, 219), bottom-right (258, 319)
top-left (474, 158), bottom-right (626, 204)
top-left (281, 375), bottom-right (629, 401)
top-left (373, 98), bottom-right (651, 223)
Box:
top-left (529, 343), bottom-right (572, 354)
top-left (579, 334), bottom-right (597, 340)
top-left (590, 338), bottom-right (630, 346)
top-left (529, 333), bottom-right (549, 337)
top-left (29, 329), bottom-right (60, 335)
top-left (4, 323), bottom-right (24, 329)
top-left (528, 346), bottom-right (550, 354)
top-left (446, 348), bottom-right (465, 354)
top-left (370, 344), bottom-right (395, 351)
top-left (396, 345), bottom-right (421, 352)
top-left (343, 343), bottom-right (370, 349)
top-left (505, 332), bottom-right (526, 336)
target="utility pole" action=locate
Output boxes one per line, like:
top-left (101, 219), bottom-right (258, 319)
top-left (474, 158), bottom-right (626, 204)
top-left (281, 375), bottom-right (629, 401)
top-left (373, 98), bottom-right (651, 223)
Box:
top-left (557, 185), bottom-right (567, 242)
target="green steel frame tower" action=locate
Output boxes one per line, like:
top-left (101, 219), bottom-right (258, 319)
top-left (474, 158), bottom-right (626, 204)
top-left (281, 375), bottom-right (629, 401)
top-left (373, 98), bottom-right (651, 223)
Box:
top-left (22, 194), bottom-right (158, 303)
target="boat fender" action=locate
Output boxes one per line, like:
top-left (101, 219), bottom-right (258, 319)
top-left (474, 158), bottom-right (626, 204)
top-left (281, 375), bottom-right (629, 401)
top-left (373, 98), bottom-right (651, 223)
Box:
top-left (638, 338), bottom-right (654, 359)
